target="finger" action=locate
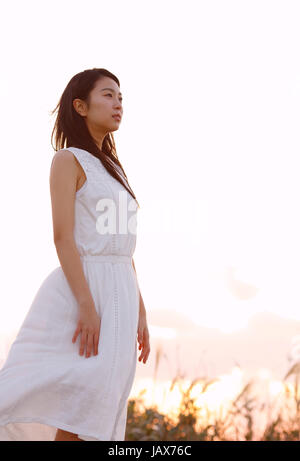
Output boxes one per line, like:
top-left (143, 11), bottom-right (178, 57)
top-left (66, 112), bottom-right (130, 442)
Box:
top-left (140, 349), bottom-right (150, 363)
top-left (85, 332), bottom-right (93, 358)
top-left (94, 333), bottom-right (99, 355)
top-left (138, 345), bottom-right (146, 362)
top-left (144, 348), bottom-right (150, 362)
top-left (139, 344), bottom-right (150, 363)
top-left (138, 328), bottom-right (145, 345)
top-left (79, 330), bottom-right (87, 356)
top-left (72, 326), bottom-right (80, 344)
top-left (137, 328), bottom-right (143, 344)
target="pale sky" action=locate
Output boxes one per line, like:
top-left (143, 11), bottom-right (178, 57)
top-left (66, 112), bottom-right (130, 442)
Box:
top-left (1, 0), bottom-right (300, 342)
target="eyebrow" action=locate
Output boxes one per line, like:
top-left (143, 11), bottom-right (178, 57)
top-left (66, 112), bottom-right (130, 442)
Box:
top-left (101, 88), bottom-right (122, 96)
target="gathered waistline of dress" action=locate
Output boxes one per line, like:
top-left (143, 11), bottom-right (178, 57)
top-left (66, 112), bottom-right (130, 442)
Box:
top-left (80, 254), bottom-right (132, 264)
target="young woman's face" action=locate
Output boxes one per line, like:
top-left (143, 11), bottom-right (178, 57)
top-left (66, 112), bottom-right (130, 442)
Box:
top-left (76, 77), bottom-right (123, 133)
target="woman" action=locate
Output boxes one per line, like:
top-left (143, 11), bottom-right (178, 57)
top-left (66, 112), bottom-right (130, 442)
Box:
top-left (0, 68), bottom-right (150, 441)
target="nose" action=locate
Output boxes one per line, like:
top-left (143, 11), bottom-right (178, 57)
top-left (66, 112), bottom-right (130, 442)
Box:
top-left (113, 98), bottom-right (122, 110)
top-left (114, 102), bottom-right (122, 111)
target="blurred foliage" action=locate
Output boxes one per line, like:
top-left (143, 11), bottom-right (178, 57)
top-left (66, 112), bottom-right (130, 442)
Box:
top-left (124, 356), bottom-right (300, 441)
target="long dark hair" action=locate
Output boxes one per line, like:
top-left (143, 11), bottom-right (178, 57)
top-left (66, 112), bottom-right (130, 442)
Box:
top-left (50, 68), bottom-right (139, 208)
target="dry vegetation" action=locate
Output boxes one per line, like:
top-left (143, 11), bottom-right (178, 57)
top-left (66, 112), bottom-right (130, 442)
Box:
top-left (125, 346), bottom-right (300, 441)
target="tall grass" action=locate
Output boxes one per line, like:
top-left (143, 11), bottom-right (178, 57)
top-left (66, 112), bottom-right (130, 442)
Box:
top-left (125, 345), bottom-right (300, 441)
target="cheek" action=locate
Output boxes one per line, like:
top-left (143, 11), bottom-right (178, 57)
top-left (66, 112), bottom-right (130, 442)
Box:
top-left (98, 99), bottom-right (112, 116)
top-left (90, 101), bottom-right (109, 120)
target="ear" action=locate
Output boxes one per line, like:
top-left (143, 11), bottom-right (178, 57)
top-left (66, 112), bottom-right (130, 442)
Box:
top-left (73, 98), bottom-right (87, 116)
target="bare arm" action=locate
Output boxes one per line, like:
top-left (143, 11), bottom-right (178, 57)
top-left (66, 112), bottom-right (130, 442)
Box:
top-left (132, 257), bottom-right (150, 364)
top-left (49, 149), bottom-right (94, 310)
top-left (132, 258), bottom-right (146, 318)
top-left (50, 149), bottom-right (101, 359)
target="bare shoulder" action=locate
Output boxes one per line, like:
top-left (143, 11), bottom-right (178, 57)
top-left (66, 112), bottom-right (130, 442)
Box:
top-left (49, 150), bottom-right (78, 242)
top-left (51, 149), bottom-right (77, 168)
top-left (50, 149), bottom-right (80, 177)
top-left (52, 149), bottom-right (84, 177)
top-left (49, 148), bottom-right (79, 191)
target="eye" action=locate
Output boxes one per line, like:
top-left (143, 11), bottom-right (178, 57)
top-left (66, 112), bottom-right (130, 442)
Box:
top-left (106, 93), bottom-right (123, 103)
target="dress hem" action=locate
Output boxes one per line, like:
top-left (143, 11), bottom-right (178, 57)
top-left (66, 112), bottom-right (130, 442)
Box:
top-left (0, 416), bottom-right (108, 441)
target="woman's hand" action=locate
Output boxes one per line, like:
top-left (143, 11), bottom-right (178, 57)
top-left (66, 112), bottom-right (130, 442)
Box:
top-left (137, 311), bottom-right (150, 364)
top-left (72, 303), bottom-right (101, 358)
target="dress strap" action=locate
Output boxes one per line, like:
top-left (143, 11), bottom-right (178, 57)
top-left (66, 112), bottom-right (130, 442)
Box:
top-left (60, 147), bottom-right (131, 192)
top-left (60, 147), bottom-right (108, 185)
top-left (60, 147), bottom-right (91, 180)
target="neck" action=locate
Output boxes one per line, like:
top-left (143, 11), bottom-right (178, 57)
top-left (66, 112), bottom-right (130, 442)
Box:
top-left (85, 120), bottom-right (107, 151)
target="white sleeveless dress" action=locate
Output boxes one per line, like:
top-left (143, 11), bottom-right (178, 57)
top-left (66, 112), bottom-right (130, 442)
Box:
top-left (0, 147), bottom-right (140, 441)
